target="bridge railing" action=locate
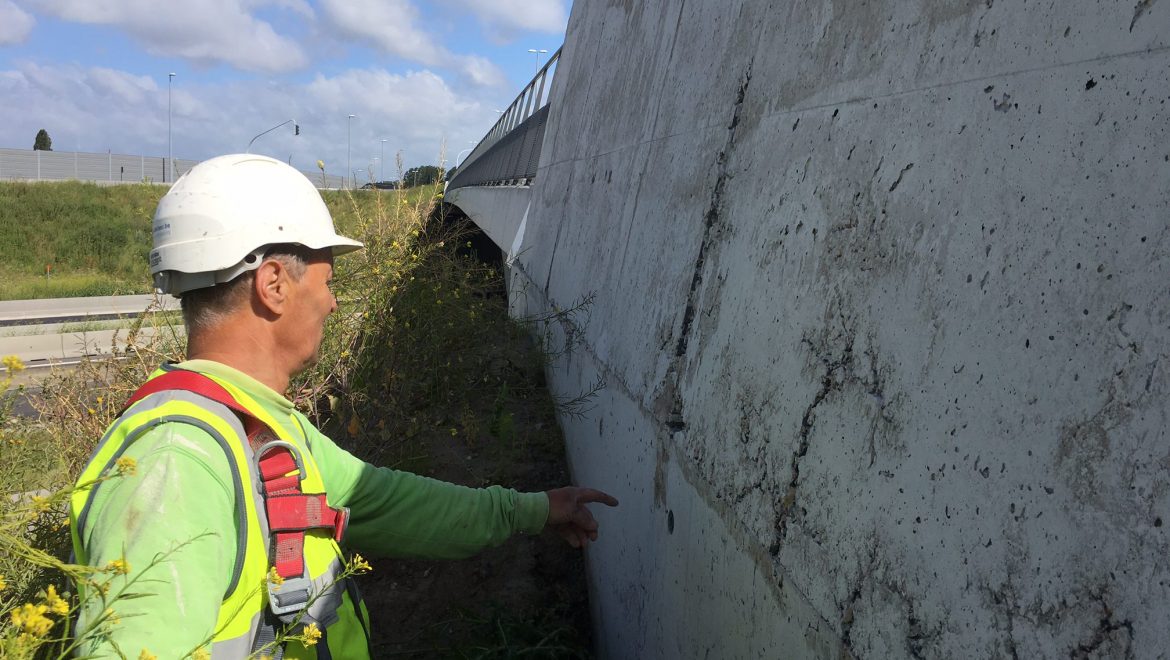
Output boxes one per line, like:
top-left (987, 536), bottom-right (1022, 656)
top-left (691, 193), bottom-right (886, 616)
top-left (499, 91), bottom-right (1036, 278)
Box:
top-left (448, 47), bottom-right (561, 189)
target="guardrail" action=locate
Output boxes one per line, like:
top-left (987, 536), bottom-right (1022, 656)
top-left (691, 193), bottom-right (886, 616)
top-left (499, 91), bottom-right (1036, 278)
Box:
top-left (448, 47), bottom-right (561, 189)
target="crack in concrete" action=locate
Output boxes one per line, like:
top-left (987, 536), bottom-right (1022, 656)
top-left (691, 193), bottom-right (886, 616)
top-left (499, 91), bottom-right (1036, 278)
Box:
top-left (840, 542), bottom-right (880, 653)
top-left (674, 61), bottom-right (754, 360)
top-left (888, 163), bottom-right (915, 192)
top-left (773, 321), bottom-right (895, 553)
top-left (774, 336), bottom-right (857, 546)
top-left (1130, 0), bottom-right (1156, 32)
top-left (1070, 596), bottom-right (1134, 659)
top-left (984, 580), bottom-right (1023, 660)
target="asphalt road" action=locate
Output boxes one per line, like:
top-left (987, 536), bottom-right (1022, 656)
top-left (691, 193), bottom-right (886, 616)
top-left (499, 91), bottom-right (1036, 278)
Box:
top-left (0, 294), bottom-right (175, 327)
top-left (0, 294), bottom-right (183, 384)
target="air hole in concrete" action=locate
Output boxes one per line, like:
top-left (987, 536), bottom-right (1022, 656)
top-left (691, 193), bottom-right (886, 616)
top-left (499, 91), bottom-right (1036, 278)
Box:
top-left (667, 510), bottom-right (675, 534)
top-left (1156, 517), bottom-right (1164, 528)
top-left (1086, 79), bottom-right (1098, 90)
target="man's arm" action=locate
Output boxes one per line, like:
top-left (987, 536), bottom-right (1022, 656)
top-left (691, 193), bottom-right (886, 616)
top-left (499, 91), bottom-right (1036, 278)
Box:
top-left (308, 423), bottom-right (617, 557)
top-left (75, 424), bottom-right (235, 658)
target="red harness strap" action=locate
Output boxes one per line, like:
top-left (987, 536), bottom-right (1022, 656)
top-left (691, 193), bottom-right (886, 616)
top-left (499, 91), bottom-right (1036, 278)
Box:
top-left (123, 369), bottom-right (349, 585)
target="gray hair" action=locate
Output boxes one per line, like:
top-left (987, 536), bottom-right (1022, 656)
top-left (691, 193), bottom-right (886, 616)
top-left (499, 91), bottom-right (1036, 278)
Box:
top-left (180, 245), bottom-right (313, 334)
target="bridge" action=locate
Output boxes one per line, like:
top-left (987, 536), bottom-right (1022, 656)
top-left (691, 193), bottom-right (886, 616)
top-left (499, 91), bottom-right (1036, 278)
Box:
top-left (445, 2), bottom-right (1170, 658)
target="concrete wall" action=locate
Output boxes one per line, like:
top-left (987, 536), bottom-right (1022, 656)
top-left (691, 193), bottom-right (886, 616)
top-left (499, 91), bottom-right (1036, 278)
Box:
top-left (496, 0), bottom-right (1170, 658)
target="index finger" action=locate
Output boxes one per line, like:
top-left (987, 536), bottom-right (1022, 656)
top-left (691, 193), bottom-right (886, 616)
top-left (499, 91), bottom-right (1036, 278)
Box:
top-left (577, 488), bottom-right (619, 507)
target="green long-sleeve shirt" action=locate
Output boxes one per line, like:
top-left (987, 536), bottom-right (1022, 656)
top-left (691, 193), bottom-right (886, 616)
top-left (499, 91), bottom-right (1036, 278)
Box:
top-left (75, 360), bottom-right (549, 658)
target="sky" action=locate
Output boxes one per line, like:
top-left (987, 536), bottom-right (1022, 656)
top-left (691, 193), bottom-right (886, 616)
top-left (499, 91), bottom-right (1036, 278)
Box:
top-left (0, 0), bottom-right (569, 180)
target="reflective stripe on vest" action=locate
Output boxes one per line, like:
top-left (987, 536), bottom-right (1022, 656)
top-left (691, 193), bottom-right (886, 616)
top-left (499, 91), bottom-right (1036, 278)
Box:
top-left (70, 368), bottom-right (372, 659)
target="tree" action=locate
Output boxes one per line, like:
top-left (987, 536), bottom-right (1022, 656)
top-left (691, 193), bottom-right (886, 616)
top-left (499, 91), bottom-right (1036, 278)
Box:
top-left (402, 165), bottom-right (441, 188)
top-left (33, 129), bottom-right (52, 151)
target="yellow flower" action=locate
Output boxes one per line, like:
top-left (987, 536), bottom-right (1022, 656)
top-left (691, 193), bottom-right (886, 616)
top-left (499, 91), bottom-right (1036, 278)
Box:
top-left (44, 585), bottom-right (68, 615)
top-left (350, 553), bottom-right (372, 574)
top-left (316, 160), bottom-right (325, 171)
top-left (103, 607), bottom-right (121, 625)
top-left (88, 408), bottom-right (97, 415)
top-left (116, 456), bottom-right (137, 476)
top-left (0, 574), bottom-right (6, 591)
top-left (105, 558), bottom-right (130, 575)
top-left (10, 603), bottom-right (53, 638)
top-left (139, 650), bottom-right (158, 660)
top-left (267, 566), bottom-right (284, 587)
top-left (30, 495), bottom-right (50, 512)
top-left (301, 622), bottom-right (322, 646)
top-left (191, 647), bottom-right (211, 660)
top-left (2, 355), bottom-right (25, 373)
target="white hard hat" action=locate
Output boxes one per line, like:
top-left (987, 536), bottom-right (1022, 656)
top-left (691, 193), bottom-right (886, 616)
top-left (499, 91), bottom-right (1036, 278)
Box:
top-left (150, 153), bottom-right (363, 296)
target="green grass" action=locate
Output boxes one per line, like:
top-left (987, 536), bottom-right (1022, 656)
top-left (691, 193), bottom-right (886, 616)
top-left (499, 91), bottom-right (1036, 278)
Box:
top-left (0, 182), bottom-right (439, 301)
top-left (0, 182), bottom-right (163, 301)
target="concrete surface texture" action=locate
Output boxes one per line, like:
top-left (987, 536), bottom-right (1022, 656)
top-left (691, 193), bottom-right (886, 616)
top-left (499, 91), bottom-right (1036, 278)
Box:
top-left (502, 0), bottom-right (1170, 658)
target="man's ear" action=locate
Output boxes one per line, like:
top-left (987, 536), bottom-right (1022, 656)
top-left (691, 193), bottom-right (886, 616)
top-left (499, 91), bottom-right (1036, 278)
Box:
top-left (252, 259), bottom-right (291, 316)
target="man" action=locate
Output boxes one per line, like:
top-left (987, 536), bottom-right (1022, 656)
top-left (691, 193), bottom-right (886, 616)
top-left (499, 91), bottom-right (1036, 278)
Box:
top-left (68, 154), bottom-right (617, 658)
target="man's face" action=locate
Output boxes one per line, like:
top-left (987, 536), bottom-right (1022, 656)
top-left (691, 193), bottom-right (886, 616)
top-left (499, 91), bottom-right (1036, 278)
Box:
top-left (285, 250), bottom-right (337, 373)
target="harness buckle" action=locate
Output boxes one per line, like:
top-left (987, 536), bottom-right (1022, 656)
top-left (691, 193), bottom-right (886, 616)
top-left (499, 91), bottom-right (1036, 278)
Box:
top-left (253, 440), bottom-right (308, 491)
top-left (267, 575), bottom-right (314, 617)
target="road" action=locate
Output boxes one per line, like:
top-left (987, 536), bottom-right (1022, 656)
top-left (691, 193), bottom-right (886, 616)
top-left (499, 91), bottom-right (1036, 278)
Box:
top-left (0, 294), bottom-right (182, 385)
top-left (0, 294), bottom-right (175, 326)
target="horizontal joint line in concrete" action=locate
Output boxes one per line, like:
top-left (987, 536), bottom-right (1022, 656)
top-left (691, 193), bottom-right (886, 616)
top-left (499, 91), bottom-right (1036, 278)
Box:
top-left (539, 42), bottom-right (1170, 173)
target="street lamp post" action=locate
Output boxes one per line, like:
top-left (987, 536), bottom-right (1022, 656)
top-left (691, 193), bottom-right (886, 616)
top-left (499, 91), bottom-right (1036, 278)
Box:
top-left (455, 140), bottom-right (478, 168)
top-left (527, 48), bottom-right (548, 74)
top-left (380, 138), bottom-right (387, 183)
top-left (246, 119), bottom-right (299, 153)
top-left (346, 114), bottom-right (356, 189)
top-left (167, 72), bottom-right (175, 182)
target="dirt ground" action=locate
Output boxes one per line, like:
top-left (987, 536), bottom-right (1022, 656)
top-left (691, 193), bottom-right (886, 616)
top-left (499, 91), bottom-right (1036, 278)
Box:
top-left (333, 360), bottom-right (596, 658)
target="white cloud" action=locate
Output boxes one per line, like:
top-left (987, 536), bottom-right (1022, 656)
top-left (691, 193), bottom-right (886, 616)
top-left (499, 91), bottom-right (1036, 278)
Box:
top-left (0, 1), bottom-right (36, 45)
top-left (447, 0), bottom-right (568, 35)
top-left (317, 0), bottom-right (508, 87)
top-left (22, 0), bottom-right (307, 73)
top-left (0, 61), bottom-right (500, 177)
top-left (318, 0), bottom-right (435, 63)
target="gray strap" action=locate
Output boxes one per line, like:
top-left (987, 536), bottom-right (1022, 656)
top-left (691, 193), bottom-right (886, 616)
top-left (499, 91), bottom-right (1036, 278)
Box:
top-left (250, 615), bottom-right (284, 660)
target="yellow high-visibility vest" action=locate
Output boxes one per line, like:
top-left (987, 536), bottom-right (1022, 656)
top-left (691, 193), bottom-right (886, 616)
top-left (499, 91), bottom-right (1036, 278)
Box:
top-left (70, 366), bottom-right (372, 659)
